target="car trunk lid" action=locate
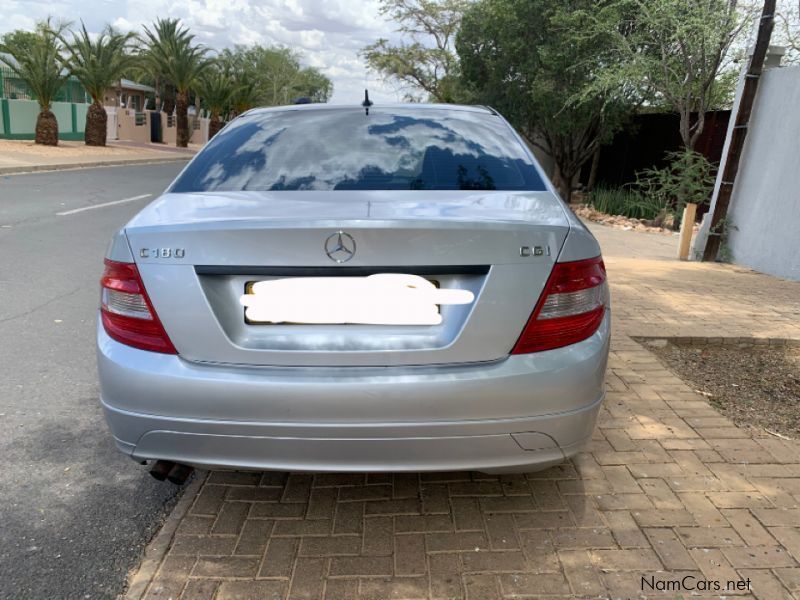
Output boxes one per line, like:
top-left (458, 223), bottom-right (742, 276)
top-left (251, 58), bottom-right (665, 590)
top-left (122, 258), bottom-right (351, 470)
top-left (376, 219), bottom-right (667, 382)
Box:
top-left (125, 190), bottom-right (571, 367)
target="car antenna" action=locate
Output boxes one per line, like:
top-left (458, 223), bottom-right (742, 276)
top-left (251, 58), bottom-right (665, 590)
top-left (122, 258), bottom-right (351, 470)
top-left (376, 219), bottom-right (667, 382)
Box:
top-left (362, 89), bottom-right (373, 115)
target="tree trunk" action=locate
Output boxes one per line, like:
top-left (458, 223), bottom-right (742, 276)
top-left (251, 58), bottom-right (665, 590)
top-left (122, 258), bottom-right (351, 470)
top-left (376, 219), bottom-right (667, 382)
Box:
top-left (209, 113), bottom-right (223, 139)
top-left (35, 109), bottom-right (59, 146)
top-left (85, 102), bottom-right (108, 146)
top-left (586, 146), bottom-right (602, 192)
top-left (176, 92), bottom-right (190, 148)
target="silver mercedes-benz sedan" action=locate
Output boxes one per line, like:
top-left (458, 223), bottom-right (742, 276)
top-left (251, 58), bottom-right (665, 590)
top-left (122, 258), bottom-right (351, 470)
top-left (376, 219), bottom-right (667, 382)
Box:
top-left (97, 103), bottom-right (609, 479)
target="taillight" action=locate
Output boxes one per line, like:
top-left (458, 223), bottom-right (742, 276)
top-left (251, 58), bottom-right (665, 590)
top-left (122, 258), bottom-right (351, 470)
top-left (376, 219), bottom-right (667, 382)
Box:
top-left (511, 256), bottom-right (608, 354)
top-left (100, 259), bottom-right (177, 354)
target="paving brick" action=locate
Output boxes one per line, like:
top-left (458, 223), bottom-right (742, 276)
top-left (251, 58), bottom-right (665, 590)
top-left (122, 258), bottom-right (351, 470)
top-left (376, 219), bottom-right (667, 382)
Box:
top-left (707, 492), bottom-right (773, 509)
top-left (429, 554), bottom-right (463, 599)
top-left (603, 510), bottom-right (649, 548)
top-left (192, 556), bottom-right (259, 578)
top-left (774, 567), bottom-right (800, 591)
top-left (687, 548), bottom-right (741, 584)
top-left (395, 514), bottom-right (453, 534)
top-left (259, 537), bottom-right (298, 578)
top-left (169, 535), bottom-right (237, 557)
top-left (328, 555), bottom-right (393, 577)
top-left (427, 531), bottom-right (488, 553)
top-left (450, 497), bottom-right (484, 531)
top-left (769, 527), bottom-right (800, 562)
top-left (323, 579), bottom-right (359, 600)
top-left (595, 493), bottom-right (654, 511)
top-left (361, 516), bottom-right (393, 556)
top-left (420, 483), bottom-right (450, 515)
top-left (558, 549), bottom-right (606, 596)
top-left (632, 509), bottom-right (696, 527)
top-left (721, 509), bottom-right (777, 546)
top-left (364, 498), bottom-right (421, 516)
top-left (463, 574), bottom-right (500, 599)
top-left (250, 502), bottom-right (308, 519)
top-left (676, 527), bottom-right (745, 548)
top-left (306, 487), bottom-right (338, 520)
top-left (497, 572), bottom-right (570, 596)
top-left (393, 473), bottom-right (421, 499)
top-left (739, 568), bottom-right (794, 600)
top-left (643, 528), bottom-right (696, 570)
top-left (359, 577), bottom-right (428, 600)
top-left (752, 508), bottom-right (800, 527)
top-left (639, 478), bottom-right (684, 509)
top-left (227, 486), bottom-right (283, 502)
top-left (216, 580), bottom-right (287, 600)
top-left (722, 545), bottom-right (798, 568)
top-left (332, 501), bottom-right (364, 535)
top-left (179, 580), bottom-right (218, 599)
top-left (234, 519), bottom-right (273, 556)
top-left (288, 557), bottom-right (326, 600)
top-left (299, 535), bottom-right (361, 557)
top-left (461, 550), bottom-right (529, 573)
top-left (211, 502), bottom-right (250, 535)
top-left (273, 518), bottom-right (332, 537)
top-left (551, 527), bottom-right (617, 549)
top-left (513, 511), bottom-right (573, 530)
top-left (176, 515), bottom-right (214, 535)
top-left (590, 548), bottom-right (662, 571)
top-left (395, 533), bottom-right (427, 575)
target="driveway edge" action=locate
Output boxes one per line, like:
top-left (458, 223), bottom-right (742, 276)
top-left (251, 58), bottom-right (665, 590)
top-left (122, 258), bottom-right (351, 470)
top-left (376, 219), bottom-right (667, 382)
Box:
top-left (123, 470), bottom-right (208, 600)
top-left (0, 156), bottom-right (190, 176)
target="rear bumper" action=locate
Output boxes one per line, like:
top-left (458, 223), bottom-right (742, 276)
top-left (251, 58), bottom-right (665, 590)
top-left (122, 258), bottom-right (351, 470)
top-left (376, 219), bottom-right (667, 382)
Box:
top-left (97, 313), bottom-right (609, 473)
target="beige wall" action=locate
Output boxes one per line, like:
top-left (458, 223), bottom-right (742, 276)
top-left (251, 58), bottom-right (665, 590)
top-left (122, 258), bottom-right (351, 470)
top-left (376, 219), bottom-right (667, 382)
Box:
top-left (114, 109), bottom-right (208, 145)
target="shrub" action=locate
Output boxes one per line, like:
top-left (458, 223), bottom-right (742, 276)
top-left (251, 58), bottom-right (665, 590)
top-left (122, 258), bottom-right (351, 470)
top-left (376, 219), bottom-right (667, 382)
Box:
top-left (633, 149), bottom-right (716, 228)
top-left (589, 186), bottom-right (668, 221)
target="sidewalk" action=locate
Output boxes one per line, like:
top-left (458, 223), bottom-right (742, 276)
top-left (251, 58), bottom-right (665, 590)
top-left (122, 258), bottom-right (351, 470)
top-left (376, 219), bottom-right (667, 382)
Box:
top-left (0, 139), bottom-right (197, 175)
top-left (129, 224), bottom-right (800, 600)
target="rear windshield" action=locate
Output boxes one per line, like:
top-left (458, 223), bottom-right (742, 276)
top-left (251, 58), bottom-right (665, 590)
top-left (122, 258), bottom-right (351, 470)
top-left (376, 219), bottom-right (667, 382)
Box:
top-left (170, 108), bottom-right (545, 192)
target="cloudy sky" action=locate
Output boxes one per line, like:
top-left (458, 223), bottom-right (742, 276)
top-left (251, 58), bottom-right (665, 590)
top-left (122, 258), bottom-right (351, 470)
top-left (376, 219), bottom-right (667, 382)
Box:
top-left (0, 0), bottom-right (409, 103)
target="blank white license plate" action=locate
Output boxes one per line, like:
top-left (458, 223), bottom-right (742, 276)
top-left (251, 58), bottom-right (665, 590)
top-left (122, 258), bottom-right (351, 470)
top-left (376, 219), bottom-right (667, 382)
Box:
top-left (241, 274), bottom-right (474, 326)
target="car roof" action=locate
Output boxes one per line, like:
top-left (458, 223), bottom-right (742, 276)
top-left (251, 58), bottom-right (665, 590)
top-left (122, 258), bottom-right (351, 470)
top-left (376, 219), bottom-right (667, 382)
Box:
top-left (242, 103), bottom-right (497, 118)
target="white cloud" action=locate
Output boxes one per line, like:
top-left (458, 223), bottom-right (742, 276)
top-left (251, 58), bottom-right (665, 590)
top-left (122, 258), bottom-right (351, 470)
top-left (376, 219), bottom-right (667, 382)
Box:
top-left (0, 0), bottom-right (407, 103)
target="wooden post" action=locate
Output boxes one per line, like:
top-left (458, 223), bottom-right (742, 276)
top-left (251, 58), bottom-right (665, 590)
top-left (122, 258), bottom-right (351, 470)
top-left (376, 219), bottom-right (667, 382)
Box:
top-left (678, 203), bottom-right (697, 260)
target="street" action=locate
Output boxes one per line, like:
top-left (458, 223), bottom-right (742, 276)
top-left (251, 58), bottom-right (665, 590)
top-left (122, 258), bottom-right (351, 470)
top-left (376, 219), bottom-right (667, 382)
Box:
top-left (0, 163), bottom-right (188, 599)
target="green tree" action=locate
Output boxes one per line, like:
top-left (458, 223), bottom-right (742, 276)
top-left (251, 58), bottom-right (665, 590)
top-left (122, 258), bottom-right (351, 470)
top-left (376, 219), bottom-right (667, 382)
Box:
top-left (0, 20), bottom-right (69, 146)
top-left (362, 0), bottom-right (470, 102)
top-left (141, 18), bottom-right (210, 147)
top-left (457, 0), bottom-right (633, 200)
top-left (197, 67), bottom-right (238, 138)
top-left (219, 45), bottom-right (332, 107)
top-left (58, 23), bottom-right (137, 146)
top-left (586, 0), bottom-right (748, 149)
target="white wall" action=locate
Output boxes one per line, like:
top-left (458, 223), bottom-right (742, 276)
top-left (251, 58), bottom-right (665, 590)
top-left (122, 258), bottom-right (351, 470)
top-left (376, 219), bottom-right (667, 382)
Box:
top-left (725, 66), bottom-right (800, 281)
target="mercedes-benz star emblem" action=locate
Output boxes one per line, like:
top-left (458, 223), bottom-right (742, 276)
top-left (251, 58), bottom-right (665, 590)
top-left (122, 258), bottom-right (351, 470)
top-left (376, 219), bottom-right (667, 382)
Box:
top-left (324, 231), bottom-right (356, 263)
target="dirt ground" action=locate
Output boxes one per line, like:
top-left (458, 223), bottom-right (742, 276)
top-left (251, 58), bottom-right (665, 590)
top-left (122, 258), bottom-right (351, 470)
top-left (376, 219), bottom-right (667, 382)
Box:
top-left (648, 341), bottom-right (800, 439)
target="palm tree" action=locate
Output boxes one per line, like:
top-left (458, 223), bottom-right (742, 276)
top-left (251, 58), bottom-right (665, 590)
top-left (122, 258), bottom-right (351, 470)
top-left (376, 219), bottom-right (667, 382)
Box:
top-left (0, 20), bottom-right (68, 146)
top-left (58, 23), bottom-right (137, 146)
top-left (197, 69), bottom-right (237, 138)
top-left (141, 19), bottom-right (209, 147)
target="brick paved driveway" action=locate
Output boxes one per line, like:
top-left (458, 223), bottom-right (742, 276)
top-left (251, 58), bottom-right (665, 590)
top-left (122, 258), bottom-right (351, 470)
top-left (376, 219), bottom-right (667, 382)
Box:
top-left (131, 224), bottom-right (800, 600)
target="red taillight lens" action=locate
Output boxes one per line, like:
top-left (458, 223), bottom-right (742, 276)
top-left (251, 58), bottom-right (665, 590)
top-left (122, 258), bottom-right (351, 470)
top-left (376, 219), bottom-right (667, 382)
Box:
top-left (100, 259), bottom-right (177, 354)
top-left (511, 256), bottom-right (608, 354)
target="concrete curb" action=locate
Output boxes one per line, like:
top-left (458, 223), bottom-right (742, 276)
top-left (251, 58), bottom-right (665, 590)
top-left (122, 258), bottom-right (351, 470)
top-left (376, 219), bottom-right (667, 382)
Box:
top-left (123, 470), bottom-right (208, 600)
top-left (0, 156), bottom-right (191, 176)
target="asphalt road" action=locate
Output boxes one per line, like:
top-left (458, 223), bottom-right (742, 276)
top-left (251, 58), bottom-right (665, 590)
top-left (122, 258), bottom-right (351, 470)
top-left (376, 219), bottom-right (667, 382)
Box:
top-left (0, 163), bottom-right (189, 599)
